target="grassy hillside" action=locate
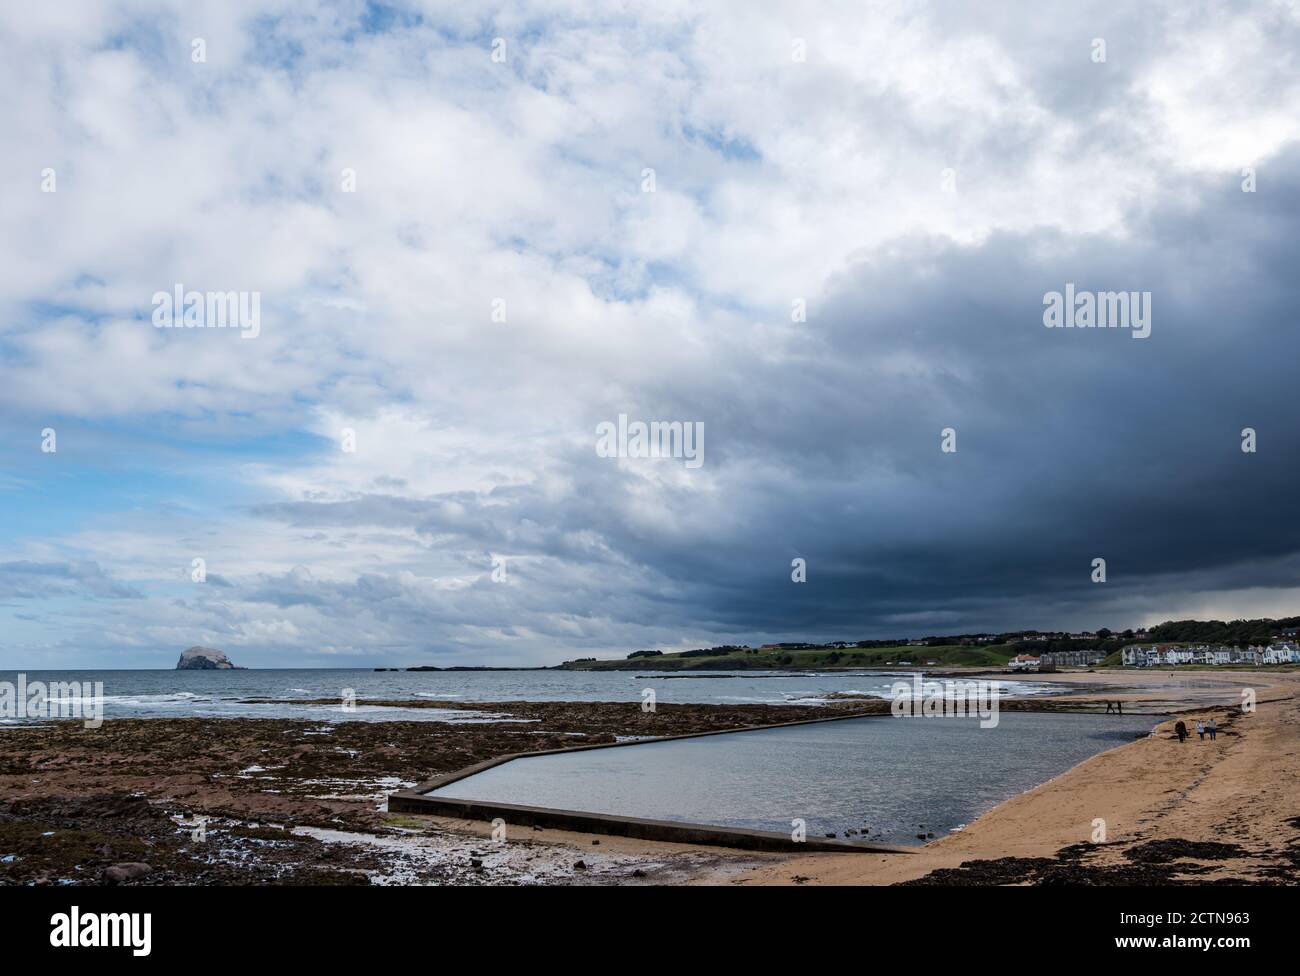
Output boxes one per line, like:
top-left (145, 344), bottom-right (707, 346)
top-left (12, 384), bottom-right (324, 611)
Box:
top-left (559, 644), bottom-right (1017, 671)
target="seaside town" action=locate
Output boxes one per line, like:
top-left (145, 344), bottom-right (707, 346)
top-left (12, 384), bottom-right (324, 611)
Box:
top-left (1118, 642), bottom-right (1300, 667)
top-left (1004, 639), bottom-right (1300, 671)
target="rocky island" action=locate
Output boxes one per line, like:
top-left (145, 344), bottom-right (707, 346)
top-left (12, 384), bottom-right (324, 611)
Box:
top-left (175, 646), bottom-right (242, 670)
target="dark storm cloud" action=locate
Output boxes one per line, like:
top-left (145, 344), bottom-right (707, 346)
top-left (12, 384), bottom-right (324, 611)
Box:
top-left (653, 155), bottom-right (1300, 635)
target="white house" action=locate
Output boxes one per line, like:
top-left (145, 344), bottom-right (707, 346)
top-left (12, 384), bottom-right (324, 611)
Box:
top-left (1008, 654), bottom-right (1041, 671)
top-left (1122, 645), bottom-right (1155, 666)
top-left (1262, 643), bottom-right (1300, 665)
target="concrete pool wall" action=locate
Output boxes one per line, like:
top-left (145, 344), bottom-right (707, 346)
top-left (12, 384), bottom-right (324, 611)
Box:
top-left (387, 709), bottom-right (914, 853)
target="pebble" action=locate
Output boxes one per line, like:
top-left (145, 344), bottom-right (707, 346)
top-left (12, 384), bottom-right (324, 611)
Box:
top-left (104, 862), bottom-right (152, 883)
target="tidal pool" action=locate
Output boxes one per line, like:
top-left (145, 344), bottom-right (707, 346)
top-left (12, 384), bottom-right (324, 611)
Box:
top-left (428, 711), bottom-right (1155, 844)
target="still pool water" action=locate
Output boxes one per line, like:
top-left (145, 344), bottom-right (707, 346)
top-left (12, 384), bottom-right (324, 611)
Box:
top-left (428, 711), bottom-right (1156, 844)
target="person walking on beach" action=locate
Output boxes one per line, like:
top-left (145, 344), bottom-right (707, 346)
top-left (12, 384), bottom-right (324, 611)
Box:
top-left (1175, 720), bottom-right (1188, 743)
top-left (1196, 720), bottom-right (1205, 740)
top-left (1208, 718), bottom-right (1217, 741)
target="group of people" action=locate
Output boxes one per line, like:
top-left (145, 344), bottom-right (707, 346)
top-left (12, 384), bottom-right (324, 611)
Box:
top-left (1173, 718), bottom-right (1217, 742)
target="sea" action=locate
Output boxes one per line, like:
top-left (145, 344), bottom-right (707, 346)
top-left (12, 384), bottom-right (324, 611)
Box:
top-left (0, 668), bottom-right (1060, 724)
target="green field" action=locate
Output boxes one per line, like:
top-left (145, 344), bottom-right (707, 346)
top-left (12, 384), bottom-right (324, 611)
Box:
top-left (558, 643), bottom-right (1018, 671)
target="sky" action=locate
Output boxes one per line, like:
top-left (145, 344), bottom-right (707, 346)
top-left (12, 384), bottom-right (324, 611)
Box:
top-left (1, 0), bottom-right (1299, 668)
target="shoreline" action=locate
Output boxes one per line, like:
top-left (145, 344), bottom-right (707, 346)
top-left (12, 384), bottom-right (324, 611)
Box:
top-left (2, 670), bottom-right (1296, 885)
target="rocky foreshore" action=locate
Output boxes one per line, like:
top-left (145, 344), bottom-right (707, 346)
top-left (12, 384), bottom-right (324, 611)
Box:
top-left (0, 700), bottom-right (851, 886)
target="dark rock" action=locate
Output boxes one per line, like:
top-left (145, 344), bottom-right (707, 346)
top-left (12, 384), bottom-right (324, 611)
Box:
top-left (105, 862), bottom-right (152, 883)
top-left (176, 646), bottom-right (241, 670)
top-left (1123, 839), bottom-right (1247, 864)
